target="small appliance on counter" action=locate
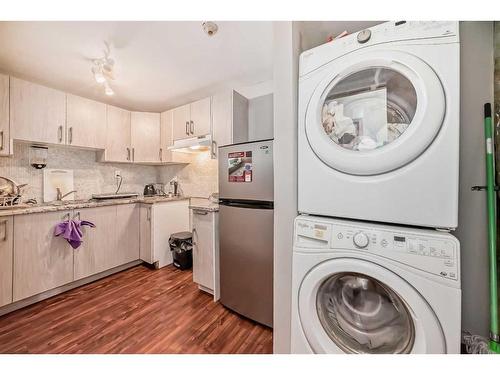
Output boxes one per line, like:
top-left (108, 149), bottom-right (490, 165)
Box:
top-left (144, 184), bottom-right (156, 197)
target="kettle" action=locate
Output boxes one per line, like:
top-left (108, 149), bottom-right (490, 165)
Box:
top-left (144, 184), bottom-right (155, 197)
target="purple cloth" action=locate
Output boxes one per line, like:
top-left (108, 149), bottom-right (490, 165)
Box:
top-left (54, 219), bottom-right (96, 249)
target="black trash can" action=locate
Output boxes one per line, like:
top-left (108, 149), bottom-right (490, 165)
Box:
top-left (169, 231), bottom-right (193, 270)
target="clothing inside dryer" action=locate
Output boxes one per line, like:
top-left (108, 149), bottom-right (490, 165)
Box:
top-left (316, 272), bottom-right (415, 354)
top-left (321, 67), bottom-right (417, 151)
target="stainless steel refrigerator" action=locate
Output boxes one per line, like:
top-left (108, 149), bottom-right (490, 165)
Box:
top-left (218, 139), bottom-right (273, 327)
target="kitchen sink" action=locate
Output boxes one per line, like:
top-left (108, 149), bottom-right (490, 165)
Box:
top-left (91, 192), bottom-right (139, 200)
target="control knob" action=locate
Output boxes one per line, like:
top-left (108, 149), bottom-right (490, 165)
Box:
top-left (353, 231), bottom-right (370, 249)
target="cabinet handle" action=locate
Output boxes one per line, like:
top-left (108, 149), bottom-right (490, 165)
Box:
top-left (0, 130), bottom-right (4, 151)
top-left (58, 126), bottom-right (63, 143)
top-left (147, 207), bottom-right (151, 221)
top-left (68, 127), bottom-right (73, 144)
top-left (193, 209), bottom-right (208, 215)
top-left (185, 121), bottom-right (189, 135)
top-left (126, 147), bottom-right (131, 161)
top-left (73, 211), bottom-right (81, 221)
top-left (0, 220), bottom-right (7, 242)
top-left (159, 148), bottom-right (163, 161)
top-left (211, 140), bottom-right (217, 159)
top-left (190, 120), bottom-right (194, 135)
top-left (132, 148), bottom-right (135, 162)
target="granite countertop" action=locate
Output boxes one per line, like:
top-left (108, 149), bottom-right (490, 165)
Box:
top-left (189, 197), bottom-right (219, 212)
top-left (0, 195), bottom-right (189, 217)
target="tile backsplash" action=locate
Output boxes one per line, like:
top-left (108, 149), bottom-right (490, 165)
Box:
top-left (0, 142), bottom-right (218, 202)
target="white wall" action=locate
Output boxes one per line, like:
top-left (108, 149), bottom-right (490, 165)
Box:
top-left (455, 21), bottom-right (495, 337)
top-left (248, 93), bottom-right (274, 141)
top-left (272, 21), bottom-right (301, 354)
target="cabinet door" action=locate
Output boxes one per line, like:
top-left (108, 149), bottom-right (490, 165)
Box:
top-left (172, 104), bottom-right (191, 141)
top-left (212, 90), bottom-right (232, 150)
top-left (0, 74), bottom-right (9, 156)
top-left (106, 105), bottom-right (131, 162)
top-left (66, 94), bottom-right (106, 149)
top-left (131, 112), bottom-right (161, 163)
top-left (190, 97), bottom-right (211, 137)
top-left (10, 77), bottom-right (66, 145)
top-left (115, 204), bottom-right (140, 266)
top-left (0, 217), bottom-right (13, 307)
top-left (192, 210), bottom-right (214, 290)
top-left (139, 205), bottom-right (153, 264)
top-left (13, 211), bottom-right (73, 301)
top-left (73, 206), bottom-right (117, 280)
top-left (160, 110), bottom-right (174, 163)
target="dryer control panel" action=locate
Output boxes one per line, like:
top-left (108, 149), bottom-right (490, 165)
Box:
top-left (294, 216), bottom-right (460, 282)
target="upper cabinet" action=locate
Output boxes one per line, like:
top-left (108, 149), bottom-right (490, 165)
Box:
top-left (104, 105), bottom-right (132, 163)
top-left (190, 97), bottom-right (211, 137)
top-left (172, 97), bottom-right (212, 141)
top-left (172, 103), bottom-right (191, 141)
top-left (212, 90), bottom-right (249, 156)
top-left (0, 74), bottom-right (9, 156)
top-left (131, 111), bottom-right (161, 163)
top-left (66, 94), bottom-right (106, 149)
top-left (10, 77), bottom-right (66, 145)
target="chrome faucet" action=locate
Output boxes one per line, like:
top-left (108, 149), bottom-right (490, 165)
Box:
top-left (56, 188), bottom-right (77, 201)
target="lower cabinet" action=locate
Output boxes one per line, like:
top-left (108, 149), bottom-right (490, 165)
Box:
top-left (140, 200), bottom-right (190, 268)
top-left (13, 211), bottom-right (74, 302)
top-left (74, 204), bottom-right (140, 280)
top-left (192, 209), bottom-right (218, 297)
top-left (0, 217), bottom-right (13, 307)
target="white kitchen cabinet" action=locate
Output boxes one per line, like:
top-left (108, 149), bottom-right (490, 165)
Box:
top-left (0, 74), bottom-right (10, 156)
top-left (0, 217), bottom-right (13, 307)
top-left (13, 211), bottom-right (74, 301)
top-left (172, 104), bottom-right (191, 141)
top-left (212, 90), bottom-right (249, 157)
top-left (74, 204), bottom-right (140, 280)
top-left (190, 97), bottom-right (211, 137)
top-left (131, 111), bottom-right (161, 163)
top-left (139, 200), bottom-right (190, 268)
top-left (73, 206), bottom-right (117, 280)
top-left (115, 204), bottom-right (140, 266)
top-left (103, 105), bottom-right (132, 163)
top-left (10, 77), bottom-right (67, 145)
top-left (66, 94), bottom-right (106, 149)
top-left (192, 209), bottom-right (218, 295)
top-left (172, 97), bottom-right (212, 141)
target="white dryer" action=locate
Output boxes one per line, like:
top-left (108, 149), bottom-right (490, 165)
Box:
top-left (298, 21), bottom-right (460, 229)
top-left (291, 215), bottom-right (461, 354)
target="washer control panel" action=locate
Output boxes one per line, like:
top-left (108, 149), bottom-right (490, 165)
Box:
top-left (295, 217), bottom-right (460, 281)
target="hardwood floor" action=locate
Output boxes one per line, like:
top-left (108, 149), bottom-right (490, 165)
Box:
top-left (0, 265), bottom-right (273, 354)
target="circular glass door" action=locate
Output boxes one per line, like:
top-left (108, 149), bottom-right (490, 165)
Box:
top-left (298, 258), bottom-right (446, 354)
top-left (305, 50), bottom-right (445, 175)
top-left (316, 272), bottom-right (414, 354)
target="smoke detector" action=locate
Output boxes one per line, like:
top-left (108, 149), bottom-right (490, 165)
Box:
top-left (202, 21), bottom-right (218, 36)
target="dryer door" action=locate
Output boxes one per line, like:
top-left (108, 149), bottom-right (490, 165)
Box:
top-left (298, 258), bottom-right (445, 353)
top-left (305, 50), bottom-right (445, 175)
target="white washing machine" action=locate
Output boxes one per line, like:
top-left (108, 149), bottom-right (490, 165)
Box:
top-left (298, 21), bottom-right (460, 229)
top-left (291, 215), bottom-right (461, 354)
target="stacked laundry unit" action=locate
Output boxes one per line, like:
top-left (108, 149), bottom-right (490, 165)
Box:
top-left (292, 21), bottom-right (461, 354)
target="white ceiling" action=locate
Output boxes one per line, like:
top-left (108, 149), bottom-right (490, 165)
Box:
top-left (0, 21), bottom-right (274, 111)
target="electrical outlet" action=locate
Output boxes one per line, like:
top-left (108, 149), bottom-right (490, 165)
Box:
top-left (114, 170), bottom-right (121, 179)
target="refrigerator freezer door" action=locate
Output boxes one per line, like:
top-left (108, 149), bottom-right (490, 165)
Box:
top-left (219, 203), bottom-right (273, 327)
top-left (218, 140), bottom-right (273, 202)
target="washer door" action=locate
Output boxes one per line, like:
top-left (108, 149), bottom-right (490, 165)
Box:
top-left (298, 258), bottom-right (445, 354)
top-left (305, 50), bottom-right (445, 175)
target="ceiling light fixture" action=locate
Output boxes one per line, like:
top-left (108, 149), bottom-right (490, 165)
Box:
top-left (91, 42), bottom-right (116, 96)
top-left (104, 81), bottom-right (114, 96)
top-left (202, 21), bottom-right (218, 36)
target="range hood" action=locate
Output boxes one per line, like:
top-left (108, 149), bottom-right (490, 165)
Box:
top-left (168, 134), bottom-right (212, 153)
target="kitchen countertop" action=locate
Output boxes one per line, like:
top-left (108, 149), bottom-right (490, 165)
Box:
top-left (0, 196), bottom-right (189, 217)
top-left (189, 197), bottom-right (219, 212)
